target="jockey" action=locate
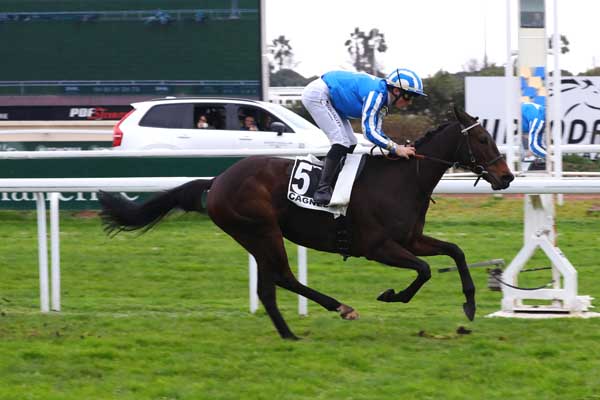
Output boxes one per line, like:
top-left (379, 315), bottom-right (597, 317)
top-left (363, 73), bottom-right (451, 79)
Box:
top-left (521, 101), bottom-right (547, 160)
top-left (301, 68), bottom-right (426, 205)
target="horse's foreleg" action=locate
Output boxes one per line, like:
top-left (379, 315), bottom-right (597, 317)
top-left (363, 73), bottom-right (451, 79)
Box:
top-left (370, 239), bottom-right (431, 304)
top-left (407, 235), bottom-right (475, 320)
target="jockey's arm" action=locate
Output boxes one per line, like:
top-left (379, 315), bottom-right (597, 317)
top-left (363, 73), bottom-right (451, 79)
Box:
top-left (528, 116), bottom-right (547, 158)
top-left (361, 91), bottom-right (394, 149)
top-left (361, 91), bottom-right (414, 158)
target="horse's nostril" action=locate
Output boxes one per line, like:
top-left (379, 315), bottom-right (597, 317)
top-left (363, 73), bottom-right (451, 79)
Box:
top-left (504, 173), bottom-right (515, 183)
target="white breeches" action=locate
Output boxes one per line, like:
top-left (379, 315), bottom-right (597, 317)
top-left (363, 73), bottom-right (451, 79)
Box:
top-left (301, 78), bottom-right (357, 148)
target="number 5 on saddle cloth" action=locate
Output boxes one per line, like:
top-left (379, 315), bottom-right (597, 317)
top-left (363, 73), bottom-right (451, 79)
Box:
top-left (287, 154), bottom-right (366, 217)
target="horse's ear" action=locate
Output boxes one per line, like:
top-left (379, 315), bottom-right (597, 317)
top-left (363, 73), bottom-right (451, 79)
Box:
top-left (453, 106), bottom-right (475, 122)
top-left (453, 105), bottom-right (463, 121)
top-left (453, 105), bottom-right (465, 119)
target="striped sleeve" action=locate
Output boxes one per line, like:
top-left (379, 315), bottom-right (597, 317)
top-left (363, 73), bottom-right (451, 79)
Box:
top-left (528, 117), bottom-right (547, 158)
top-left (361, 91), bottom-right (391, 149)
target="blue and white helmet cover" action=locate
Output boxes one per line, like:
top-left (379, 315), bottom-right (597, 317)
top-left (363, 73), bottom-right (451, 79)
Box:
top-left (386, 68), bottom-right (426, 96)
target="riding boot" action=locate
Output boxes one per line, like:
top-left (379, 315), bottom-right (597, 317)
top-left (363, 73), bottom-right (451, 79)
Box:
top-left (313, 144), bottom-right (347, 205)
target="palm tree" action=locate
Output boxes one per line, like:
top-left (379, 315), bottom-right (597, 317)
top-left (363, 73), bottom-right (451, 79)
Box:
top-left (548, 34), bottom-right (570, 55)
top-left (345, 28), bottom-right (387, 75)
top-left (269, 35), bottom-right (293, 72)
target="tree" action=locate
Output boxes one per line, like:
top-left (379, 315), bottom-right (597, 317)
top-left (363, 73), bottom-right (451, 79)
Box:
top-left (410, 70), bottom-right (464, 122)
top-left (548, 34), bottom-right (570, 54)
top-left (269, 69), bottom-right (313, 87)
top-left (344, 27), bottom-right (387, 75)
top-left (580, 67), bottom-right (600, 76)
top-left (269, 35), bottom-right (294, 72)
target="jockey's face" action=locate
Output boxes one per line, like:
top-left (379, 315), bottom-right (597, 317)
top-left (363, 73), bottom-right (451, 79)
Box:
top-left (391, 87), bottom-right (413, 109)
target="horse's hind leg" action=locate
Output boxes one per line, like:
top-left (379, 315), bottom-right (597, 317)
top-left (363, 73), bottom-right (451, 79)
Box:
top-left (274, 265), bottom-right (359, 320)
top-left (255, 266), bottom-right (298, 340)
top-left (370, 239), bottom-right (432, 304)
top-left (238, 229), bottom-right (357, 338)
top-left (407, 235), bottom-right (475, 320)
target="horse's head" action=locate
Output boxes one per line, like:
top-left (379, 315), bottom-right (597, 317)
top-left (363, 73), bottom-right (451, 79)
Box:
top-left (453, 106), bottom-right (514, 190)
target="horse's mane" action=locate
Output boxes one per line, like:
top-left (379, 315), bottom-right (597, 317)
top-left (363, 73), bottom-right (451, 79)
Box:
top-left (414, 121), bottom-right (457, 149)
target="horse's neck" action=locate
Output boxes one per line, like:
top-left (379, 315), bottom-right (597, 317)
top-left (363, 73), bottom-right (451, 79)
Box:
top-left (415, 125), bottom-right (462, 192)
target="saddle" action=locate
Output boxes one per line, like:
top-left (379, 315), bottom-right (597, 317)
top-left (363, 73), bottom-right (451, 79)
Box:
top-left (287, 153), bottom-right (366, 217)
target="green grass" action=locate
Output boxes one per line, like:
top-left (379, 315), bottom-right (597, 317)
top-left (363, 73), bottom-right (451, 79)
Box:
top-left (1, 196), bottom-right (600, 399)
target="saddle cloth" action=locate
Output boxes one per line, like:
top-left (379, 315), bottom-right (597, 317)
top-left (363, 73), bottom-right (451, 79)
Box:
top-left (287, 153), bottom-right (365, 217)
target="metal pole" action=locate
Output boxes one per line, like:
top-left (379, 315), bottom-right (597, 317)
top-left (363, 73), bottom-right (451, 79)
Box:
top-left (50, 193), bottom-right (60, 311)
top-left (505, 0), bottom-right (516, 170)
top-left (35, 193), bottom-right (49, 313)
top-left (298, 246), bottom-right (307, 315)
top-left (552, 0), bottom-right (563, 204)
top-left (259, 0), bottom-right (269, 101)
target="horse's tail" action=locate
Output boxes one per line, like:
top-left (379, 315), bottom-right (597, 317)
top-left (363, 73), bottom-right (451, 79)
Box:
top-left (98, 178), bottom-right (213, 236)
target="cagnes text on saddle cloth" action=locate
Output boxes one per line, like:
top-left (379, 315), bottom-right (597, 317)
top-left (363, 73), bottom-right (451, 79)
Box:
top-left (287, 154), bottom-right (364, 217)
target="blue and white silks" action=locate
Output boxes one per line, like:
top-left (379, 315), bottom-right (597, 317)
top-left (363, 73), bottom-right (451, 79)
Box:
top-left (321, 71), bottom-right (393, 150)
top-left (521, 101), bottom-right (547, 158)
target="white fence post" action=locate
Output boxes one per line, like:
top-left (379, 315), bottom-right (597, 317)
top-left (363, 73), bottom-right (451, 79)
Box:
top-left (249, 254), bottom-right (258, 313)
top-left (50, 193), bottom-right (60, 311)
top-left (35, 193), bottom-right (49, 313)
top-left (298, 246), bottom-right (307, 316)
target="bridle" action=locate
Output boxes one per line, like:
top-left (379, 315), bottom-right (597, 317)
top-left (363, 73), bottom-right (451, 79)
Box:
top-left (370, 121), bottom-right (504, 186)
top-left (413, 121), bottom-right (504, 186)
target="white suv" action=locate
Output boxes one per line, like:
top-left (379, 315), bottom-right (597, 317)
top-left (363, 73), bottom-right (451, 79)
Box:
top-left (112, 97), bottom-right (371, 151)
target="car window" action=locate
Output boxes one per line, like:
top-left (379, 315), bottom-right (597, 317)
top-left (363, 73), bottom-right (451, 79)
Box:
top-left (139, 103), bottom-right (194, 129)
top-left (194, 105), bottom-right (226, 130)
top-left (237, 106), bottom-right (290, 133)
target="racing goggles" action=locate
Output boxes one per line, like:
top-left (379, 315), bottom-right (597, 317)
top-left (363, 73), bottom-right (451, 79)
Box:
top-left (400, 91), bottom-right (416, 101)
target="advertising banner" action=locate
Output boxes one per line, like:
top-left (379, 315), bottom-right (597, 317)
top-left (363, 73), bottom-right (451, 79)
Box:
top-left (465, 76), bottom-right (600, 146)
top-left (0, 105), bottom-right (132, 121)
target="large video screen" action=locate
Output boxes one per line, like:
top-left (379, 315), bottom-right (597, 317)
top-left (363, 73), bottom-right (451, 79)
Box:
top-left (0, 0), bottom-right (261, 98)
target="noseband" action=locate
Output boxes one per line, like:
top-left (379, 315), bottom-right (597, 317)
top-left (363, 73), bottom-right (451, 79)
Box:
top-left (416, 121), bottom-right (504, 186)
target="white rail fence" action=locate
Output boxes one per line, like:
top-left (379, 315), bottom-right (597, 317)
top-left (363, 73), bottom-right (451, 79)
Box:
top-left (0, 177), bottom-right (310, 315)
top-left (2, 176), bottom-right (600, 317)
top-left (0, 141), bottom-right (598, 316)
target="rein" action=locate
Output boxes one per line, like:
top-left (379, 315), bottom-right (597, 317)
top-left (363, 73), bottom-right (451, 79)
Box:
top-left (369, 120), bottom-right (504, 186)
top-left (416, 121), bottom-right (504, 186)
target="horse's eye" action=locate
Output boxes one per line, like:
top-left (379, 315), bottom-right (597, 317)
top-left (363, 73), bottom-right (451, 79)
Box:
top-left (478, 136), bottom-right (488, 144)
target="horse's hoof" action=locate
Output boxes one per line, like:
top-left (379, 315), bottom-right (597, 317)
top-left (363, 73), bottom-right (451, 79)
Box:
top-left (394, 289), bottom-right (412, 303)
top-left (337, 304), bottom-right (359, 320)
top-left (282, 334), bottom-right (300, 341)
top-left (463, 302), bottom-right (476, 321)
top-left (377, 288), bottom-right (395, 302)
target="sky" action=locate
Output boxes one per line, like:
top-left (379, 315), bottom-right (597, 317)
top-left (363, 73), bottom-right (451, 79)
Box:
top-left (265, 0), bottom-right (600, 78)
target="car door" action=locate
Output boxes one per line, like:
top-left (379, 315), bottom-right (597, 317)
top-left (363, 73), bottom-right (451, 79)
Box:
top-left (232, 105), bottom-right (300, 150)
top-left (139, 103), bottom-right (234, 150)
top-left (136, 103), bottom-right (196, 150)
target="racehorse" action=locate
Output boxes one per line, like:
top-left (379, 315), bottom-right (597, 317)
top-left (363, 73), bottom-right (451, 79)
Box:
top-left (98, 106), bottom-right (514, 340)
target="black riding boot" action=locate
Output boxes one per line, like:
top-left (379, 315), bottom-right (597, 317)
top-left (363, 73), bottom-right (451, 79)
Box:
top-left (313, 144), bottom-right (348, 205)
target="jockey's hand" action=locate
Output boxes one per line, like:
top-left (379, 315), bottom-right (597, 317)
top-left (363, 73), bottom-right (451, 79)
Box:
top-left (390, 142), bottom-right (415, 159)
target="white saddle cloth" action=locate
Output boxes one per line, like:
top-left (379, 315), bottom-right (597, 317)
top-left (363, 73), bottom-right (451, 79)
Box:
top-left (287, 153), bottom-right (364, 217)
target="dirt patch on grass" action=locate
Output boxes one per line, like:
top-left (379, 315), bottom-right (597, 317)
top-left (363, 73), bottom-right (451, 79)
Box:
top-left (72, 211), bottom-right (99, 219)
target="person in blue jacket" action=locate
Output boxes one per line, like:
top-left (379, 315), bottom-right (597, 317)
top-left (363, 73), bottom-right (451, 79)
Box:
top-left (522, 101), bottom-right (547, 161)
top-left (301, 68), bottom-right (426, 205)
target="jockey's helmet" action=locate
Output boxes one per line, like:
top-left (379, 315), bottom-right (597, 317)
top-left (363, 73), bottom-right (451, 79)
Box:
top-left (386, 68), bottom-right (427, 96)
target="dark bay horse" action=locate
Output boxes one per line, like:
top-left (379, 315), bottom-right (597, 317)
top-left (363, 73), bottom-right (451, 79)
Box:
top-left (98, 107), bottom-right (514, 340)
